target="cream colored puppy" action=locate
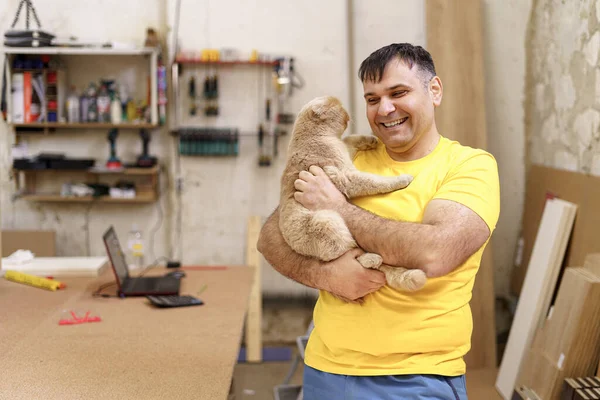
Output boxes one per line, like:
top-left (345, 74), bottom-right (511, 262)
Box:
top-left (278, 96), bottom-right (427, 294)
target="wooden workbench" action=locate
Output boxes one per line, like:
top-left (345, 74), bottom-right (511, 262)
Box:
top-left (0, 266), bottom-right (254, 400)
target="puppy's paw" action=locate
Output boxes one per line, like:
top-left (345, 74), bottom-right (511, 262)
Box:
top-left (357, 253), bottom-right (383, 269)
top-left (393, 174), bottom-right (413, 189)
top-left (380, 266), bottom-right (427, 292)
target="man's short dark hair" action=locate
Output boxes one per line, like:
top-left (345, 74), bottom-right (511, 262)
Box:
top-left (358, 43), bottom-right (436, 86)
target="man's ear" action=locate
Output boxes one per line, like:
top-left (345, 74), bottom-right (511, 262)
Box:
top-left (429, 76), bottom-right (443, 107)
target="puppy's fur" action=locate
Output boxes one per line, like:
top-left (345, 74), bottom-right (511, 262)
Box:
top-left (278, 96), bottom-right (427, 296)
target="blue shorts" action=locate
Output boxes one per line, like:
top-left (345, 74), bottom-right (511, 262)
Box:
top-left (303, 365), bottom-right (468, 400)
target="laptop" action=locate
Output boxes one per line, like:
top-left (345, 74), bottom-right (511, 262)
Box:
top-left (102, 226), bottom-right (180, 297)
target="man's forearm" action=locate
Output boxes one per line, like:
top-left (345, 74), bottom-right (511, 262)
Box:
top-left (257, 208), bottom-right (332, 291)
top-left (338, 202), bottom-right (446, 277)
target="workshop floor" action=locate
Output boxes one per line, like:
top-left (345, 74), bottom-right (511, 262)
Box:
top-left (233, 360), bottom-right (502, 399)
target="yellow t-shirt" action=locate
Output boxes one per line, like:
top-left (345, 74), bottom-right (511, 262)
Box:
top-left (304, 135), bottom-right (500, 376)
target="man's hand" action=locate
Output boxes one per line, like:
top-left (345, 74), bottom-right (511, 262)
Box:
top-left (294, 165), bottom-right (346, 211)
top-left (325, 248), bottom-right (387, 302)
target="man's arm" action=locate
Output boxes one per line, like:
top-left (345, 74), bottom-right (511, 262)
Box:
top-left (337, 198), bottom-right (490, 278)
top-left (257, 207), bottom-right (387, 300)
top-left (294, 166), bottom-right (491, 278)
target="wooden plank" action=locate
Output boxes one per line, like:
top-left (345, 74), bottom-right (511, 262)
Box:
top-left (470, 247), bottom-right (498, 369)
top-left (13, 122), bottom-right (157, 129)
top-left (495, 198), bottom-right (577, 399)
top-left (426, 0), bottom-right (488, 150)
top-left (2, 46), bottom-right (157, 55)
top-left (21, 194), bottom-right (157, 203)
top-left (426, 0), bottom-right (495, 369)
top-left (1, 230), bottom-right (56, 257)
top-left (245, 216), bottom-right (262, 362)
top-left (1, 256), bottom-right (108, 277)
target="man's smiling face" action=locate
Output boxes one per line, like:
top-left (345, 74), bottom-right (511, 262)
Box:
top-left (363, 58), bottom-right (442, 159)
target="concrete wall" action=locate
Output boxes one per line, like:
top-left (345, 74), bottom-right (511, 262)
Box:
top-left (482, 0), bottom-right (531, 297)
top-left (526, 0), bottom-right (600, 175)
top-left (0, 1), bottom-right (528, 299)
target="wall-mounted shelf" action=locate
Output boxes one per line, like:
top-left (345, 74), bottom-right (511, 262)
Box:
top-left (2, 46), bottom-right (159, 126)
top-left (20, 193), bottom-right (157, 204)
top-left (14, 122), bottom-right (158, 134)
top-left (2, 47), bottom-right (157, 56)
top-left (13, 165), bottom-right (159, 204)
top-left (174, 58), bottom-right (277, 66)
top-left (14, 165), bottom-right (159, 175)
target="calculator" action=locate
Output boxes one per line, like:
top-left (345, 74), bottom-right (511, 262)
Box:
top-left (146, 295), bottom-right (204, 308)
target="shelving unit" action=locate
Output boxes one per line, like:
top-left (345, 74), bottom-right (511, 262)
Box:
top-left (13, 165), bottom-right (159, 204)
top-left (13, 122), bottom-right (157, 129)
top-left (2, 46), bottom-right (159, 126)
top-left (2, 46), bottom-right (162, 205)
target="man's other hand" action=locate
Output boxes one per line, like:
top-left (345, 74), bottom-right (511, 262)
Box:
top-left (294, 165), bottom-right (346, 211)
top-left (325, 248), bottom-right (386, 302)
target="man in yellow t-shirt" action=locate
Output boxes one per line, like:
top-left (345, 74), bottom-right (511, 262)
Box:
top-left (257, 43), bottom-right (500, 399)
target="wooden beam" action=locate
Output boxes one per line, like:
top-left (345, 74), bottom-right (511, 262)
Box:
top-left (244, 216), bottom-right (263, 362)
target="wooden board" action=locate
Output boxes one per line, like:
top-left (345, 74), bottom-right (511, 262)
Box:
top-left (495, 198), bottom-right (577, 399)
top-left (0, 267), bottom-right (254, 400)
top-left (512, 165), bottom-right (600, 296)
top-left (517, 267), bottom-right (600, 400)
top-left (426, 0), bottom-right (488, 150)
top-left (426, 0), bottom-right (495, 370)
top-left (1, 230), bottom-right (56, 257)
top-left (245, 216), bottom-right (262, 362)
top-left (1, 256), bottom-right (108, 277)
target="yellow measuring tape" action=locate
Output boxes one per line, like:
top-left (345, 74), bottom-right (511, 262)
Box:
top-left (4, 270), bottom-right (65, 291)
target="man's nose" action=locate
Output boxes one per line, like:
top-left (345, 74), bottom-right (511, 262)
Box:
top-left (377, 98), bottom-right (395, 116)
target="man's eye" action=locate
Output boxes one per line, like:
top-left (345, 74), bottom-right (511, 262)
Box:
top-left (367, 98), bottom-right (379, 104)
top-left (392, 91), bottom-right (406, 97)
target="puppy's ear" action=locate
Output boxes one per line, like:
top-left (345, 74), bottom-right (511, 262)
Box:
top-left (309, 96), bottom-right (340, 120)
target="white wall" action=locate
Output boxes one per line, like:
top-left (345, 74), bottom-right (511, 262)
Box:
top-left (351, 0), bottom-right (426, 136)
top-left (0, 0), bottom-right (171, 261)
top-left (481, 0), bottom-right (531, 297)
top-left (0, 0), bottom-right (527, 299)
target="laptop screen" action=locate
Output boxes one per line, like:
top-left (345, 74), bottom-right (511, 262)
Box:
top-left (103, 226), bottom-right (129, 285)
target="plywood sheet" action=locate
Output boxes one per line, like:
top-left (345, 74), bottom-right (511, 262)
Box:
top-left (1, 256), bottom-right (108, 277)
top-left (511, 165), bottom-right (600, 296)
top-left (426, 0), bottom-right (495, 370)
top-left (495, 198), bottom-right (577, 399)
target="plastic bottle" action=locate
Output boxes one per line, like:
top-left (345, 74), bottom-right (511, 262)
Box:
top-left (86, 83), bottom-right (98, 122)
top-left (66, 86), bottom-right (80, 123)
top-left (127, 224), bottom-right (145, 271)
top-left (110, 93), bottom-right (122, 124)
top-left (96, 84), bottom-right (111, 122)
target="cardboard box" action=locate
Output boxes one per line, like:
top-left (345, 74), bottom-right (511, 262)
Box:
top-left (1, 230), bottom-right (56, 257)
top-left (517, 266), bottom-right (600, 399)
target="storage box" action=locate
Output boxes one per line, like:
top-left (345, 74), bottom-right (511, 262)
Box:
top-left (517, 266), bottom-right (600, 399)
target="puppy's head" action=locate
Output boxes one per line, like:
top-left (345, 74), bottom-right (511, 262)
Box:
top-left (297, 96), bottom-right (350, 137)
